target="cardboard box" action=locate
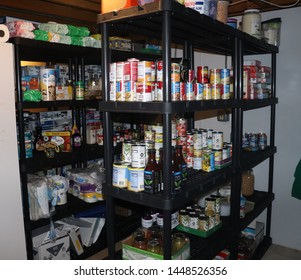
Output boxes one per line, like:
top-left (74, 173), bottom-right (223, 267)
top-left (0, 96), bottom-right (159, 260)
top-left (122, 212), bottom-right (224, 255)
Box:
top-left (122, 235), bottom-right (190, 260)
top-left (32, 223), bottom-right (70, 260)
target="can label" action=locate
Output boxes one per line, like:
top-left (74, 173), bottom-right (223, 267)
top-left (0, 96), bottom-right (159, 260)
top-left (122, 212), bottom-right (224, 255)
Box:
top-left (116, 81), bottom-right (125, 101)
top-left (112, 162), bottom-right (129, 188)
top-left (202, 150), bottom-right (215, 172)
top-left (171, 82), bottom-right (180, 101)
top-left (122, 141), bottom-right (132, 162)
top-left (221, 83), bottom-right (230, 100)
top-left (171, 63), bottom-right (181, 82)
top-left (197, 66), bottom-right (209, 83)
top-left (125, 81), bottom-right (136, 101)
top-left (194, 83), bottom-right (204, 100)
top-left (176, 118), bottom-right (187, 137)
top-left (210, 69), bottom-right (221, 85)
top-left (186, 82), bottom-right (195, 100)
top-left (203, 83), bottom-right (212, 100)
top-left (136, 82), bottom-right (152, 102)
top-left (212, 84), bottom-right (222, 100)
top-left (221, 68), bottom-right (230, 84)
top-left (131, 145), bottom-right (146, 168)
top-left (128, 167), bottom-right (144, 192)
top-left (212, 131), bottom-right (223, 150)
top-left (40, 68), bottom-right (56, 101)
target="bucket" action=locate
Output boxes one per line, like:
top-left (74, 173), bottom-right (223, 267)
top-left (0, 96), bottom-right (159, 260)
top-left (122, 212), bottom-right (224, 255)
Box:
top-left (261, 18), bottom-right (282, 46)
top-left (101, 0), bottom-right (138, 13)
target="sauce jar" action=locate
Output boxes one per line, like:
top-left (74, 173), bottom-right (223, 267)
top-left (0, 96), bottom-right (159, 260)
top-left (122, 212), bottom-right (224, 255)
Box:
top-left (241, 169), bottom-right (255, 197)
top-left (242, 9), bottom-right (261, 39)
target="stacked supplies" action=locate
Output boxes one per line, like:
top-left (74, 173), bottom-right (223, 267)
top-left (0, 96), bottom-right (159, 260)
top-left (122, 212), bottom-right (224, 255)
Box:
top-left (35, 21), bottom-right (101, 47)
top-left (5, 20), bottom-right (36, 39)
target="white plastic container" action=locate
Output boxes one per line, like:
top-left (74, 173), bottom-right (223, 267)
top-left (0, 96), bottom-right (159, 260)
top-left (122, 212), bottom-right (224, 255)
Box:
top-left (242, 9), bottom-right (261, 39)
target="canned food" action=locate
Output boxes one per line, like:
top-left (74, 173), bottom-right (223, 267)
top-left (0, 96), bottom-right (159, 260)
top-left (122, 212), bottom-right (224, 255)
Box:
top-left (203, 83), bottom-right (212, 100)
top-left (194, 83), bottom-right (204, 100)
top-left (127, 167), bottom-right (144, 192)
top-left (210, 69), bottom-right (221, 85)
top-left (205, 197), bottom-right (216, 217)
top-left (179, 210), bottom-right (189, 227)
top-left (122, 140), bottom-right (132, 162)
top-left (212, 131), bottom-right (223, 150)
top-left (202, 149), bottom-right (215, 172)
top-left (198, 216), bottom-right (209, 231)
top-left (197, 66), bottom-right (209, 83)
top-left (112, 162), bottom-right (130, 188)
top-left (131, 144), bottom-right (146, 168)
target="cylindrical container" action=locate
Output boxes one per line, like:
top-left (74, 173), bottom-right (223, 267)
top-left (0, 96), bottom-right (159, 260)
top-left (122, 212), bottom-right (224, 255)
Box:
top-left (216, 0), bottom-right (229, 24)
top-left (212, 131), bottom-right (223, 150)
top-left (127, 167), bottom-right (144, 192)
top-left (242, 9), bottom-right (262, 39)
top-left (40, 68), bottom-right (56, 101)
top-left (179, 209), bottom-right (189, 227)
top-left (131, 144), bottom-right (146, 168)
top-left (210, 69), bottom-right (221, 85)
top-left (202, 149), bottom-right (215, 172)
top-left (241, 169), bottom-right (255, 197)
top-left (203, 83), bottom-right (212, 100)
top-left (194, 83), bottom-right (204, 100)
top-left (198, 216), bottom-right (209, 231)
top-left (121, 140), bottom-right (132, 163)
top-left (112, 162), bottom-right (129, 188)
top-left (75, 81), bottom-right (84, 100)
top-left (141, 214), bottom-right (153, 229)
top-left (197, 66), bottom-right (209, 83)
top-left (227, 18), bottom-right (237, 28)
top-left (189, 213), bottom-right (199, 229)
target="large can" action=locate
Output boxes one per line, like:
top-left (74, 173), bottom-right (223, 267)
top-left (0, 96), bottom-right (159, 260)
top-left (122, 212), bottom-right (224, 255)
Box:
top-left (127, 167), bottom-right (144, 192)
top-left (202, 149), bottom-right (215, 172)
top-left (131, 144), bottom-right (146, 168)
top-left (112, 162), bottom-right (129, 188)
top-left (122, 140), bottom-right (132, 162)
top-left (197, 66), bottom-right (209, 83)
top-left (40, 68), bottom-right (56, 101)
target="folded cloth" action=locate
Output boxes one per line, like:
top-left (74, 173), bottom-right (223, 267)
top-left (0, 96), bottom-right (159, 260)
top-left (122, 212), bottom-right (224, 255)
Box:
top-left (292, 158), bottom-right (301, 200)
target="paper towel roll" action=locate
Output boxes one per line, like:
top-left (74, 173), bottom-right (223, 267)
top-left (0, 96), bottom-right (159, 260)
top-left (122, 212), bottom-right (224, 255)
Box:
top-left (0, 24), bottom-right (9, 43)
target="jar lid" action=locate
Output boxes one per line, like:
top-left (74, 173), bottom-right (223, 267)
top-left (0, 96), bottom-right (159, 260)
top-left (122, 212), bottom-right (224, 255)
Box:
top-left (244, 9), bottom-right (260, 13)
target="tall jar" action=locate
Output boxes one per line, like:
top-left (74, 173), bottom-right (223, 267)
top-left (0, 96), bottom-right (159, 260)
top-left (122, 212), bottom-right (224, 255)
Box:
top-left (242, 9), bottom-right (261, 39)
top-left (241, 169), bottom-right (255, 197)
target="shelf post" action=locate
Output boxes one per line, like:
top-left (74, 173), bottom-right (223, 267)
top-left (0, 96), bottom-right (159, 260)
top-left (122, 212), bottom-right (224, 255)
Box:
top-left (101, 21), bottom-right (116, 259)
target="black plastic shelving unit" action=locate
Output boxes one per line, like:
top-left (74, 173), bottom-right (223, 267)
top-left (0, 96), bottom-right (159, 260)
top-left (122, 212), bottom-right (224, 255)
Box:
top-left (11, 37), bottom-right (135, 260)
top-left (98, 0), bottom-right (278, 260)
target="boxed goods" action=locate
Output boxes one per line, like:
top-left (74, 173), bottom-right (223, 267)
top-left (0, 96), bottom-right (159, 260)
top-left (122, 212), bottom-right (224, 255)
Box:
top-left (32, 223), bottom-right (70, 260)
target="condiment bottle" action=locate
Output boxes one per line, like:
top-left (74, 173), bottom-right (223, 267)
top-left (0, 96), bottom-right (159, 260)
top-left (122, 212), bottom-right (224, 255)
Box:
top-left (175, 145), bottom-right (188, 182)
top-left (241, 169), bottom-right (255, 196)
top-left (144, 148), bottom-right (160, 193)
top-left (34, 126), bottom-right (45, 152)
top-left (72, 124), bottom-right (82, 149)
top-left (172, 147), bottom-right (182, 194)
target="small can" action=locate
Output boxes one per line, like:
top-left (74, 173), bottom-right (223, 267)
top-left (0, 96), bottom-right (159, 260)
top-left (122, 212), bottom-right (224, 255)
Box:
top-left (212, 131), bottom-right (223, 150)
top-left (131, 144), bottom-right (146, 168)
top-left (222, 147), bottom-right (229, 159)
top-left (210, 69), bottom-right (221, 85)
top-left (194, 83), bottom-right (204, 100)
top-left (203, 83), bottom-right (212, 100)
top-left (186, 132), bottom-right (194, 146)
top-left (75, 81), bottom-right (84, 100)
top-left (220, 68), bottom-right (230, 84)
top-left (210, 194), bottom-right (221, 214)
top-left (186, 144), bottom-right (194, 157)
top-left (249, 132), bottom-right (259, 151)
top-left (176, 118), bottom-right (187, 137)
top-left (259, 132), bottom-right (267, 150)
top-left (202, 149), bottom-right (215, 172)
top-left (171, 82), bottom-right (180, 101)
top-left (197, 66), bottom-right (209, 83)
top-left (171, 62), bottom-right (181, 82)
top-left (221, 83), bottom-right (230, 100)
top-left (186, 82), bottom-right (195, 100)
top-left (193, 130), bottom-right (203, 150)
top-left (127, 167), bottom-right (144, 192)
top-left (212, 84), bottom-right (222, 100)
top-left (213, 149), bottom-right (222, 162)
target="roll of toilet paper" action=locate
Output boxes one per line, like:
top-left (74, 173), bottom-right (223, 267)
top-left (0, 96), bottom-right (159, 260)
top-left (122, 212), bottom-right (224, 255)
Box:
top-left (0, 24), bottom-right (9, 43)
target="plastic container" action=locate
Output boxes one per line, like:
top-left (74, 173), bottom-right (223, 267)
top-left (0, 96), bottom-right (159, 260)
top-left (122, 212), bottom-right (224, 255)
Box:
top-left (242, 9), bottom-right (261, 39)
top-left (216, 0), bottom-right (229, 24)
top-left (261, 18), bottom-right (282, 46)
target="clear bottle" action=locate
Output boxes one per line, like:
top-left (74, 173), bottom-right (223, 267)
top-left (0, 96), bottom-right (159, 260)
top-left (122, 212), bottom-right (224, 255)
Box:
top-left (144, 148), bottom-right (160, 194)
top-left (175, 145), bottom-right (188, 182)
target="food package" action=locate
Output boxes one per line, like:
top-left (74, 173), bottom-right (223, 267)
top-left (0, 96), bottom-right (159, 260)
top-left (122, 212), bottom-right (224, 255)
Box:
top-left (39, 22), bottom-right (69, 35)
top-left (47, 175), bottom-right (69, 206)
top-left (66, 165), bottom-right (105, 202)
top-left (28, 176), bottom-right (51, 221)
top-left (6, 20), bottom-right (36, 39)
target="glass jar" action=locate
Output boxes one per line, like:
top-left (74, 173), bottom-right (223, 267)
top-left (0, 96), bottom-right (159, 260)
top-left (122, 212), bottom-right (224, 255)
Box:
top-left (241, 169), bottom-right (255, 197)
top-left (242, 9), bottom-right (261, 39)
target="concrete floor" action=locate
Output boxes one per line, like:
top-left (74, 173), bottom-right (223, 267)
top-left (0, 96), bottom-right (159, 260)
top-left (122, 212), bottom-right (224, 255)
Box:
top-left (262, 244), bottom-right (301, 260)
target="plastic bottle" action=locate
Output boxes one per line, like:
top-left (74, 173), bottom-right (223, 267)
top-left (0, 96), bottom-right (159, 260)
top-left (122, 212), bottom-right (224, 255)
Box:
top-left (144, 148), bottom-right (160, 193)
